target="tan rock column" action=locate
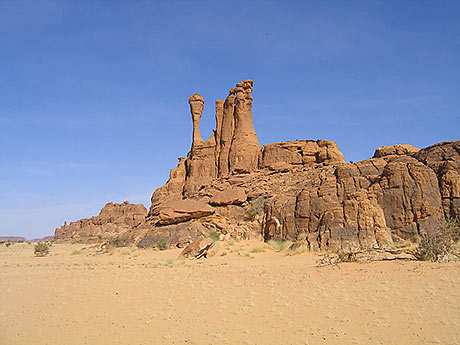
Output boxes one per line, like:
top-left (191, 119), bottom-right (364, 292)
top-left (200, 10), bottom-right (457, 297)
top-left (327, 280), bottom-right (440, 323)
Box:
top-left (218, 89), bottom-right (236, 176)
top-left (189, 93), bottom-right (204, 148)
top-left (229, 80), bottom-right (260, 173)
top-left (215, 100), bottom-right (224, 156)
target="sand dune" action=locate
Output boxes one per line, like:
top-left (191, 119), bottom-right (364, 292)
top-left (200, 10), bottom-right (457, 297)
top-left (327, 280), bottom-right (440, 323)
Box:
top-left (1, 242), bottom-right (459, 345)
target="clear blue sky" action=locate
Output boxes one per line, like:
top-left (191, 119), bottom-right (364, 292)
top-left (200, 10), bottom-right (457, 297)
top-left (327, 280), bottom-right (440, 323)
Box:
top-left (1, 0), bottom-right (459, 238)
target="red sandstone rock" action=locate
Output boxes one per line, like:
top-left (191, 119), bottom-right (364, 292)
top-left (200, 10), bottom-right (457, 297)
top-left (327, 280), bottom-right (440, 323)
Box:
top-left (54, 80), bottom-right (459, 254)
top-left (228, 80), bottom-right (260, 173)
top-left (210, 187), bottom-right (247, 206)
top-left (155, 199), bottom-right (215, 225)
top-left (178, 237), bottom-right (214, 259)
top-left (54, 201), bottom-right (147, 242)
top-left (373, 144), bottom-right (420, 158)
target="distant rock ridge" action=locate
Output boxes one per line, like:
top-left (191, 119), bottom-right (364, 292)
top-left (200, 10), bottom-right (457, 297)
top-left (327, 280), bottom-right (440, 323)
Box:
top-left (54, 80), bottom-right (460, 252)
top-left (54, 201), bottom-right (147, 242)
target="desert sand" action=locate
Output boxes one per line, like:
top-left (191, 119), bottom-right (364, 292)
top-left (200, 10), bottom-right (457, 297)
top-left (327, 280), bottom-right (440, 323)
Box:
top-left (1, 241), bottom-right (459, 345)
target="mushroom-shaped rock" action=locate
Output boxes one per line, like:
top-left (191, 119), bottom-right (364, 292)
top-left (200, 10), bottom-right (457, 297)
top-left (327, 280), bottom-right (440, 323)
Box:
top-left (178, 237), bottom-right (214, 259)
top-left (189, 93), bottom-right (205, 148)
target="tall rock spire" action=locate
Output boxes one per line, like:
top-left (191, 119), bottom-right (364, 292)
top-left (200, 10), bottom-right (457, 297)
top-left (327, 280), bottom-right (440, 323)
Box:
top-left (189, 93), bottom-right (205, 148)
top-left (228, 80), bottom-right (260, 173)
top-left (218, 89), bottom-right (236, 176)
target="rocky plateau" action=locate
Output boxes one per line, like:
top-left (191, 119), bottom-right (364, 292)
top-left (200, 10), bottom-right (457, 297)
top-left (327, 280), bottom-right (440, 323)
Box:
top-left (55, 80), bottom-right (460, 252)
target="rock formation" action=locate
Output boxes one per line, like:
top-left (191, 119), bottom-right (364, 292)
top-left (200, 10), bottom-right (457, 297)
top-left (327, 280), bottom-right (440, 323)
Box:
top-left (178, 237), bottom-right (214, 259)
top-left (54, 80), bottom-right (460, 253)
top-left (228, 80), bottom-right (260, 173)
top-left (54, 201), bottom-right (147, 242)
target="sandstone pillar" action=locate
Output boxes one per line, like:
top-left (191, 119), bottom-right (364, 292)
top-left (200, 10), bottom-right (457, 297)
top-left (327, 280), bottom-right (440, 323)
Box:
top-left (229, 80), bottom-right (260, 173)
top-left (189, 93), bottom-right (204, 148)
top-left (218, 89), bottom-right (236, 176)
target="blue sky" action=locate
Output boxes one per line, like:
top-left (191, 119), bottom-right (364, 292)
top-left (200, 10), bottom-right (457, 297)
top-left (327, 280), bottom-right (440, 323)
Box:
top-left (1, 0), bottom-right (459, 238)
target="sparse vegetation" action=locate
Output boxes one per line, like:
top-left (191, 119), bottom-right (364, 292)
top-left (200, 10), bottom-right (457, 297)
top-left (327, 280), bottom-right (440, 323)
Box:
top-left (206, 232), bottom-right (220, 241)
top-left (250, 246), bottom-right (267, 253)
top-left (267, 239), bottom-right (292, 252)
top-left (108, 237), bottom-right (129, 248)
top-left (34, 242), bottom-right (50, 257)
top-left (71, 249), bottom-right (83, 255)
top-left (246, 196), bottom-right (267, 220)
top-left (137, 236), bottom-right (169, 250)
top-left (286, 243), bottom-right (309, 256)
top-left (414, 217), bottom-right (460, 262)
top-left (157, 238), bottom-right (168, 251)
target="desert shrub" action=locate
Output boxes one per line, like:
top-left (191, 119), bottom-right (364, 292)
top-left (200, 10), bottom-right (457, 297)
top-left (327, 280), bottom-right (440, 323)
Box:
top-left (137, 236), bottom-right (168, 250)
top-left (5, 242), bottom-right (12, 247)
top-left (157, 238), bottom-right (168, 250)
top-left (286, 243), bottom-right (309, 256)
top-left (246, 196), bottom-right (267, 220)
top-left (267, 239), bottom-right (292, 252)
top-left (414, 217), bottom-right (460, 262)
top-left (415, 218), bottom-right (460, 262)
top-left (206, 232), bottom-right (220, 241)
top-left (71, 249), bottom-right (83, 255)
top-left (108, 237), bottom-right (129, 248)
top-left (296, 232), bottom-right (308, 241)
top-left (34, 242), bottom-right (50, 257)
top-left (250, 246), bottom-right (267, 253)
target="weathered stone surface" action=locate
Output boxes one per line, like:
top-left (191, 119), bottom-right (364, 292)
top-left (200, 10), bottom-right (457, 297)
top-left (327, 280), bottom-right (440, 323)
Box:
top-left (210, 187), bottom-right (247, 206)
top-left (415, 141), bottom-right (460, 218)
top-left (259, 140), bottom-right (345, 170)
top-left (214, 100), bottom-right (224, 157)
top-left (54, 202), bottom-right (147, 242)
top-left (189, 93), bottom-right (205, 147)
top-left (228, 80), bottom-right (260, 173)
top-left (149, 158), bottom-right (186, 215)
top-left (54, 80), bottom-right (459, 254)
top-left (153, 199), bottom-right (215, 226)
top-left (218, 89), bottom-right (236, 177)
top-left (184, 93), bottom-right (218, 195)
top-left (373, 144), bottom-right (420, 158)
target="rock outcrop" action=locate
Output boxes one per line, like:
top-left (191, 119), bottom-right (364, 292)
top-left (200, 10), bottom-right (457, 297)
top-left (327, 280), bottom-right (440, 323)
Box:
top-left (54, 79), bottom-right (459, 253)
top-left (54, 201), bottom-right (147, 242)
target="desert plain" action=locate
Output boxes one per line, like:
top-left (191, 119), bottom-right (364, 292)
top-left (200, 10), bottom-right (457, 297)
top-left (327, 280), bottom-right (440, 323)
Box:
top-left (1, 241), bottom-right (459, 345)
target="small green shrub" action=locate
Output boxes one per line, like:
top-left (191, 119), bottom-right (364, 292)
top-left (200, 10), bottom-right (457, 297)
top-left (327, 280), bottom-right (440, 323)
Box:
top-left (34, 242), bottom-right (50, 257)
top-left (5, 242), bottom-right (12, 247)
top-left (156, 238), bottom-right (168, 251)
top-left (206, 232), bottom-right (220, 241)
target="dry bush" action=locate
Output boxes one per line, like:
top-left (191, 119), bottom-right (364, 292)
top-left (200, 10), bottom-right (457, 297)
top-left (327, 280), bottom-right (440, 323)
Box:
top-left (34, 242), bottom-right (50, 257)
top-left (415, 217), bottom-right (460, 262)
top-left (267, 239), bottom-right (292, 252)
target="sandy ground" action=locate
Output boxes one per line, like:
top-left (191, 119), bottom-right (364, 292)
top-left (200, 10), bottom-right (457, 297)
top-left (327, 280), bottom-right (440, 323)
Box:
top-left (1, 241), bottom-right (459, 345)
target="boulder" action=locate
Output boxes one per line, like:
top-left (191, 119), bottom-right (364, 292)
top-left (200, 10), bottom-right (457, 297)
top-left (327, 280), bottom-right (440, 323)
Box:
top-left (373, 144), bottom-right (420, 158)
top-left (178, 237), bottom-right (214, 259)
top-left (155, 199), bottom-right (215, 225)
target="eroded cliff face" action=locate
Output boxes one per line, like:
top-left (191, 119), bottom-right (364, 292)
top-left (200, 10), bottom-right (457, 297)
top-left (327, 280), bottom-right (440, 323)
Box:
top-left (54, 80), bottom-right (460, 251)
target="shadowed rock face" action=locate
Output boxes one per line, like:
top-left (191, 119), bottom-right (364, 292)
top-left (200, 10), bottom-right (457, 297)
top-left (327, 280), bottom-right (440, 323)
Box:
top-left (55, 80), bottom-right (460, 252)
